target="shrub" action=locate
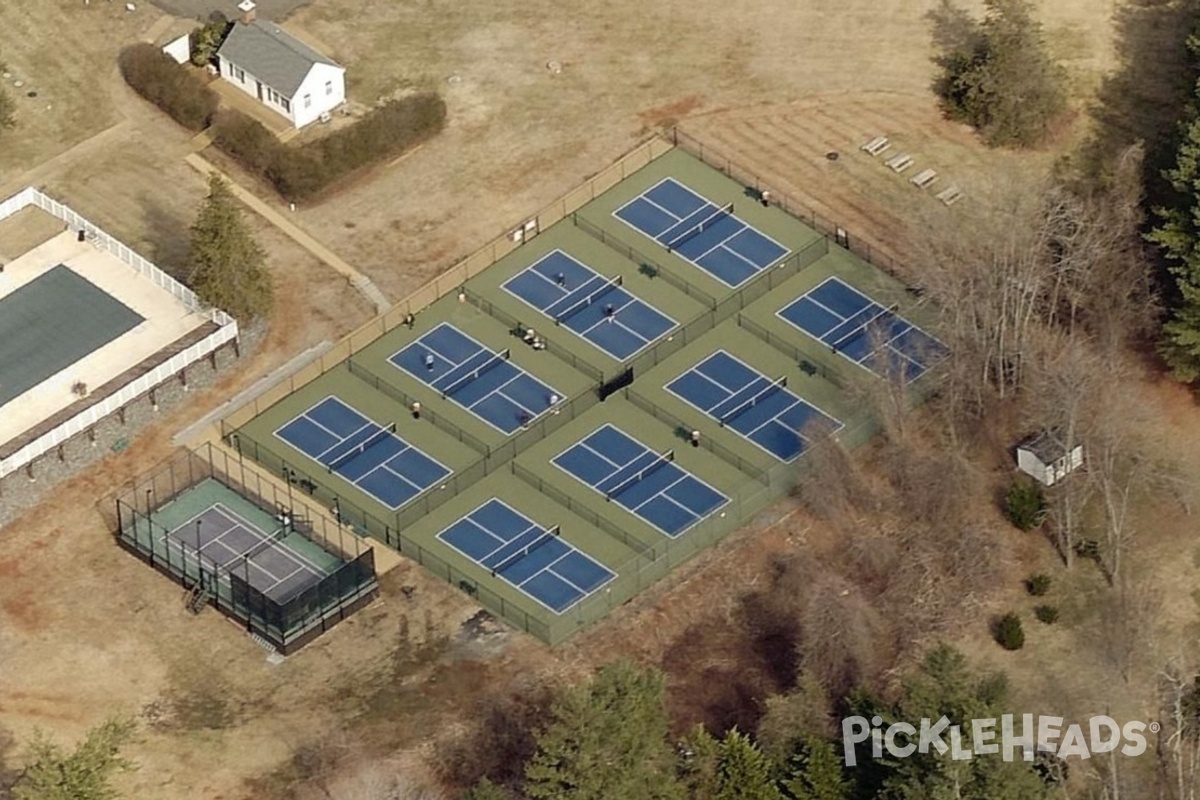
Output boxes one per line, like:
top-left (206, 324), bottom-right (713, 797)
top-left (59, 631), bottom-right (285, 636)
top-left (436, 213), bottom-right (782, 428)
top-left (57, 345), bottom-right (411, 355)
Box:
top-left (1005, 477), bottom-right (1046, 530)
top-left (1034, 605), bottom-right (1059, 624)
top-left (210, 92), bottom-right (448, 201)
top-left (1025, 574), bottom-right (1051, 596)
top-left (995, 612), bottom-right (1025, 650)
top-left (212, 109), bottom-right (279, 175)
top-left (118, 43), bottom-right (217, 131)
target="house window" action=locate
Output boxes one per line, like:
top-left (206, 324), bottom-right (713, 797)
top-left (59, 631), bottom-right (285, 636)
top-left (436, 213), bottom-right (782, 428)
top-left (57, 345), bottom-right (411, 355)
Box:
top-left (325, 80), bottom-right (333, 96)
top-left (235, 66), bottom-right (245, 83)
top-left (303, 94), bottom-right (311, 109)
top-left (281, 97), bottom-right (291, 113)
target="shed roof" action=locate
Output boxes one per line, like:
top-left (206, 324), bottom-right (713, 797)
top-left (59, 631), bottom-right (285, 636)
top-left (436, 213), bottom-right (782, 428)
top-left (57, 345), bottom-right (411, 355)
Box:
top-left (217, 20), bottom-right (342, 98)
top-left (1017, 429), bottom-right (1078, 463)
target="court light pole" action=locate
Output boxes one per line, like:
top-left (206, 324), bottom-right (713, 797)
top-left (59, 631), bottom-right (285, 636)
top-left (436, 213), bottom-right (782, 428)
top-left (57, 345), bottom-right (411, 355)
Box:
top-left (145, 487), bottom-right (153, 515)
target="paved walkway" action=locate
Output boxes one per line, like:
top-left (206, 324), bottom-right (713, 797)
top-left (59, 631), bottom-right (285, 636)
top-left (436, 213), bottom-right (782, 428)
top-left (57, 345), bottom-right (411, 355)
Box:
top-left (184, 152), bottom-right (392, 313)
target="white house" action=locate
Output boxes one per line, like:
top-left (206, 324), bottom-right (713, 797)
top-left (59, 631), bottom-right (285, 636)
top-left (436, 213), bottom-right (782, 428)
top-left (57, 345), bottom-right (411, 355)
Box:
top-left (215, 1), bottom-right (345, 129)
top-left (1016, 430), bottom-right (1084, 487)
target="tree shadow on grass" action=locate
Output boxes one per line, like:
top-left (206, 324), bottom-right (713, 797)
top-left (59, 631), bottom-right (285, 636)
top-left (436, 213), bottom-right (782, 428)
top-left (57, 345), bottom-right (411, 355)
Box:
top-left (660, 559), bottom-right (803, 736)
top-left (136, 191), bottom-right (193, 283)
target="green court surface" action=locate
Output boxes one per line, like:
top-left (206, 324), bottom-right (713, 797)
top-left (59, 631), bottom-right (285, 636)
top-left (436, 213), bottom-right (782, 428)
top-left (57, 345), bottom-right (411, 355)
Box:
top-left (0, 265), bottom-right (143, 407)
top-left (125, 478), bottom-right (342, 585)
top-left (227, 145), bottom-right (939, 644)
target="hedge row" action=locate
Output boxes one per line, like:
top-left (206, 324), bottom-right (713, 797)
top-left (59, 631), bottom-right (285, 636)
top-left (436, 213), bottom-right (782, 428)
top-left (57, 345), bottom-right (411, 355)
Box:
top-left (212, 93), bottom-right (447, 200)
top-left (118, 43), bottom-right (447, 200)
top-left (118, 43), bottom-right (217, 131)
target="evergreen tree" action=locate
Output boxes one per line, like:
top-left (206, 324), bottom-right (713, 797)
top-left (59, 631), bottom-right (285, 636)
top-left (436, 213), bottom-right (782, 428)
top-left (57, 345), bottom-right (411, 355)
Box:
top-left (1150, 53), bottom-right (1200, 381)
top-left (464, 777), bottom-right (514, 800)
top-left (187, 173), bottom-right (273, 321)
top-left (880, 646), bottom-right (1051, 800)
top-left (12, 717), bottom-right (137, 800)
top-left (524, 661), bottom-right (681, 800)
top-left (714, 729), bottom-right (781, 800)
top-left (935, 0), bottom-right (1066, 147)
top-left (676, 724), bottom-right (720, 800)
top-left (781, 736), bottom-right (849, 800)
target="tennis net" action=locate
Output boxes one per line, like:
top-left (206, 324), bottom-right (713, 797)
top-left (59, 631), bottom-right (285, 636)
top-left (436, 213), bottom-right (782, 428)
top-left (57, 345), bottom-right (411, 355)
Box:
top-left (491, 525), bottom-right (560, 576)
top-left (718, 377), bottom-right (787, 426)
top-left (327, 423), bottom-right (396, 472)
top-left (243, 526), bottom-right (288, 561)
top-left (605, 450), bottom-right (674, 500)
top-left (441, 349), bottom-right (510, 399)
top-left (666, 203), bottom-right (734, 251)
top-left (553, 275), bottom-right (623, 323)
top-left (830, 305), bottom-right (893, 352)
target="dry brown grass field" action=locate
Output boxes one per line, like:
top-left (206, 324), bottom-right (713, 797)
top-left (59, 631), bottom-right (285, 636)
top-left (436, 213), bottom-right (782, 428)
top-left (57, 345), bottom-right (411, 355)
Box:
top-left (2, 0), bottom-right (1195, 797)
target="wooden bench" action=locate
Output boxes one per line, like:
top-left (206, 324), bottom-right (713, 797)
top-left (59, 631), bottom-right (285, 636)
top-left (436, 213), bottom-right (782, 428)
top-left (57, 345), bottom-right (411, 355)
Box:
top-left (860, 136), bottom-right (890, 156)
top-left (936, 186), bottom-right (964, 205)
top-left (885, 153), bottom-right (914, 173)
top-left (910, 168), bottom-right (938, 188)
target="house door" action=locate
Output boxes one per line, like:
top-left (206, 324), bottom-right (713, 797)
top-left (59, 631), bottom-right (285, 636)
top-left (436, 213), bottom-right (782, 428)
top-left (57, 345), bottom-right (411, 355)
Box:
top-left (256, 81), bottom-right (263, 101)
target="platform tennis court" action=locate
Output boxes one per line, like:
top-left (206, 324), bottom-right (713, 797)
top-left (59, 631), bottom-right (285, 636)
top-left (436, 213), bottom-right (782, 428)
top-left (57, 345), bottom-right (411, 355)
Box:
top-left (391, 323), bottom-right (560, 434)
top-left (614, 178), bottom-right (789, 287)
top-left (437, 498), bottom-right (615, 613)
top-left (552, 423), bottom-right (726, 537)
top-left (503, 249), bottom-right (676, 360)
top-left (665, 350), bottom-right (842, 461)
top-left (777, 277), bottom-right (945, 381)
top-left (275, 396), bottom-right (450, 510)
top-left (163, 502), bottom-right (329, 603)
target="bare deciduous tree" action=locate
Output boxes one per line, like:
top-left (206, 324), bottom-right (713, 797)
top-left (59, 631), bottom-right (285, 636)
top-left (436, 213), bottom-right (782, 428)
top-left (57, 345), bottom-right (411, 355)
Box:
top-left (1158, 660), bottom-right (1200, 800)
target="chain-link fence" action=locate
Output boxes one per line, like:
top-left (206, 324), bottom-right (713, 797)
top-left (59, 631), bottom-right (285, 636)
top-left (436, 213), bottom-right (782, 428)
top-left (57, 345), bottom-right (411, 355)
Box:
top-left (670, 128), bottom-right (902, 278)
top-left (109, 445), bottom-right (379, 653)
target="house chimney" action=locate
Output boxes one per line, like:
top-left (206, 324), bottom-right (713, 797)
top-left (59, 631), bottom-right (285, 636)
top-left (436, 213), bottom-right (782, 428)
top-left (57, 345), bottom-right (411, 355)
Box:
top-left (237, 0), bottom-right (256, 24)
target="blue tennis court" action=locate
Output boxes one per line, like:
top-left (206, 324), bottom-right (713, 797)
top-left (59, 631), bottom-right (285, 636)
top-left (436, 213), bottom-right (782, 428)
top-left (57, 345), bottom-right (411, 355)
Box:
top-left (665, 350), bottom-right (843, 461)
top-left (274, 396), bottom-right (451, 510)
top-left (502, 249), bottom-right (676, 361)
top-left (777, 277), bottom-right (946, 381)
top-left (613, 178), bottom-right (789, 287)
top-left (552, 424), bottom-right (727, 537)
top-left (437, 498), bottom-right (615, 614)
top-left (390, 323), bottom-right (561, 434)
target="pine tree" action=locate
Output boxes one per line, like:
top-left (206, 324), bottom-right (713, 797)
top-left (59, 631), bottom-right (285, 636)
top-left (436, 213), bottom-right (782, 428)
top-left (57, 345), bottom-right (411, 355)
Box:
top-left (782, 736), bottom-right (849, 800)
top-left (1150, 80), bottom-right (1200, 380)
top-left (935, 0), bottom-right (1066, 148)
top-left (524, 661), bottom-right (681, 800)
top-left (714, 729), bottom-right (781, 800)
top-left (676, 724), bottom-right (720, 800)
top-left (187, 173), bottom-right (273, 321)
top-left (464, 777), bottom-right (513, 800)
top-left (880, 645), bottom-right (1051, 800)
top-left (12, 717), bottom-right (137, 800)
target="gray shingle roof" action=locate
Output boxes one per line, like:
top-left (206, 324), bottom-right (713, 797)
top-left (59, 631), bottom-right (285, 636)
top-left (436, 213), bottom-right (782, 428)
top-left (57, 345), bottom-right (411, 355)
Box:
top-left (217, 20), bottom-right (342, 99)
top-left (1017, 429), bottom-right (1074, 463)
